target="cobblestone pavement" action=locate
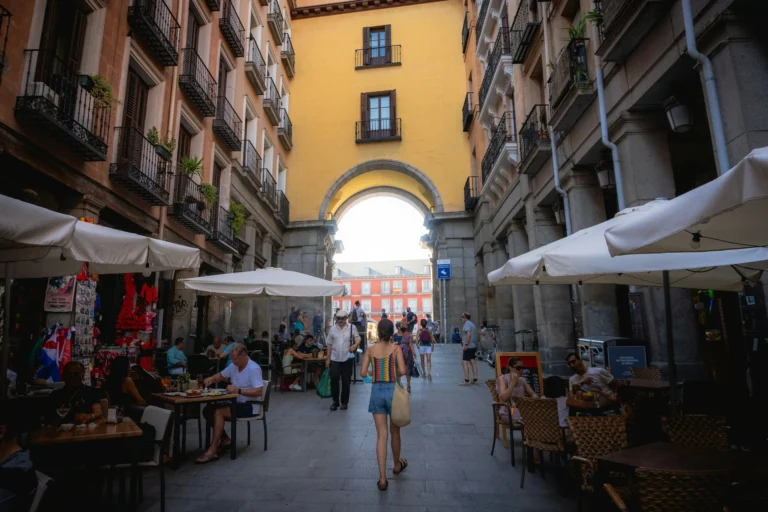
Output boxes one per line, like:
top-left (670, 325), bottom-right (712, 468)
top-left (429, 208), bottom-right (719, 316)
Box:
top-left (138, 344), bottom-right (573, 511)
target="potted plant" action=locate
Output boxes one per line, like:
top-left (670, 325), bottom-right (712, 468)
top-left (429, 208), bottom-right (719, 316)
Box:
top-left (199, 183), bottom-right (218, 211)
top-left (78, 75), bottom-right (95, 92)
top-left (179, 156), bottom-right (203, 178)
top-left (89, 74), bottom-right (120, 110)
top-left (146, 127), bottom-right (175, 161)
top-left (229, 201), bottom-right (246, 235)
top-left (177, 372), bottom-right (191, 391)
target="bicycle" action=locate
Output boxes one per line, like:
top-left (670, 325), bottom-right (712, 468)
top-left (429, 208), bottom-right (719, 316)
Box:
top-left (514, 329), bottom-right (539, 352)
top-left (485, 326), bottom-right (500, 367)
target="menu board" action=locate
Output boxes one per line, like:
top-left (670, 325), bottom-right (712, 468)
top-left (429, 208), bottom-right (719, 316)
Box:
top-left (495, 352), bottom-right (544, 396)
top-left (607, 345), bottom-right (647, 378)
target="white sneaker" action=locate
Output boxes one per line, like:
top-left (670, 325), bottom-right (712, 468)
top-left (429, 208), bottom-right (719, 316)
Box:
top-left (290, 384), bottom-right (302, 391)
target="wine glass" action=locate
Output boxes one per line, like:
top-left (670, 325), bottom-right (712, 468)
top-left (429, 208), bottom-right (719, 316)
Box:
top-left (56, 403), bottom-right (71, 422)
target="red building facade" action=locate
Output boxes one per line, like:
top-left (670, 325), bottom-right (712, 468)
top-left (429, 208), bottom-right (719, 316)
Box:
top-left (332, 260), bottom-right (433, 324)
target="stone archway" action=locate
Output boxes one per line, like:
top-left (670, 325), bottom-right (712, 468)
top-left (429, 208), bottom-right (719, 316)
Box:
top-left (318, 159), bottom-right (444, 220)
top-left (333, 186), bottom-right (430, 222)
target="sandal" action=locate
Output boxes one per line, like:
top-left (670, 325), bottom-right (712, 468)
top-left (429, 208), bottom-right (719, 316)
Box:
top-left (377, 479), bottom-right (388, 491)
top-left (393, 458), bottom-right (408, 475)
top-left (217, 440), bottom-right (232, 453)
top-left (195, 453), bottom-right (219, 464)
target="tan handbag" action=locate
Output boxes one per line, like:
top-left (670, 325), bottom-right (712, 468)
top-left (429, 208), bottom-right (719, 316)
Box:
top-left (391, 357), bottom-right (411, 427)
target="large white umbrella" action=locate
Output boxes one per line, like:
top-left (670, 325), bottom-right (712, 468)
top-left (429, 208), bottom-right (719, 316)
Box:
top-left (605, 147), bottom-right (768, 256)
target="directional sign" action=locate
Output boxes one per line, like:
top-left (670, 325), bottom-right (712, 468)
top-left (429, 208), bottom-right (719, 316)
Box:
top-left (437, 259), bottom-right (451, 280)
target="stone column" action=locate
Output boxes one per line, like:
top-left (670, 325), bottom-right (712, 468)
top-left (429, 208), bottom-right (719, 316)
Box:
top-left (261, 234), bottom-right (273, 266)
top-left (506, 220), bottom-right (536, 351)
top-left (563, 171), bottom-right (620, 337)
top-left (67, 195), bottom-right (106, 222)
top-left (481, 243), bottom-right (497, 327)
top-left (474, 255), bottom-right (488, 326)
top-left (525, 201), bottom-right (573, 375)
top-left (491, 240), bottom-right (515, 350)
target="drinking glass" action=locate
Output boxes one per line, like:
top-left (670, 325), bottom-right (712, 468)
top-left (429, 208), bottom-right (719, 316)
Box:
top-left (56, 403), bottom-right (71, 422)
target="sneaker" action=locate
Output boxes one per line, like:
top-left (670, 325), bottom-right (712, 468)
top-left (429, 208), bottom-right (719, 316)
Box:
top-left (459, 381), bottom-right (471, 386)
top-left (290, 384), bottom-right (302, 391)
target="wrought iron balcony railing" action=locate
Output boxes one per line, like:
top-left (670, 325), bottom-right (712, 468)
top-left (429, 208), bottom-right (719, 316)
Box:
top-left (205, 0), bottom-right (221, 11)
top-left (15, 49), bottom-right (110, 161)
top-left (278, 108), bottom-right (292, 150)
top-left (462, 11), bottom-right (470, 54)
top-left (596, 0), bottom-right (673, 62)
top-left (242, 139), bottom-right (262, 185)
top-left (207, 205), bottom-right (238, 253)
top-left (0, 5), bottom-right (11, 79)
top-left (481, 111), bottom-right (516, 184)
top-left (213, 96), bottom-right (242, 151)
top-left (109, 126), bottom-right (171, 205)
top-left (355, 45), bottom-right (401, 69)
top-left (234, 236), bottom-right (249, 254)
top-left (245, 37), bottom-right (267, 94)
top-left (263, 76), bottom-right (281, 125)
top-left (220, 0), bottom-right (245, 58)
top-left (518, 104), bottom-right (549, 163)
top-left (550, 38), bottom-right (591, 109)
top-left (281, 33), bottom-right (295, 78)
top-left (476, 0), bottom-right (490, 44)
top-left (462, 92), bottom-right (475, 132)
top-left (128, 0), bottom-right (180, 66)
top-left (356, 118), bottom-right (402, 143)
top-left (479, 28), bottom-right (511, 109)
top-left (267, 0), bottom-right (285, 44)
top-left (169, 173), bottom-right (213, 235)
top-left (464, 176), bottom-right (480, 211)
top-left (510, 0), bottom-right (540, 64)
top-left (179, 48), bottom-right (217, 117)
top-left (278, 190), bottom-right (289, 225)
top-left (262, 168), bottom-right (277, 208)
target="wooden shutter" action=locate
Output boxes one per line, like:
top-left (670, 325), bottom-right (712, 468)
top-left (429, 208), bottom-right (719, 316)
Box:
top-left (187, 10), bottom-right (199, 50)
top-left (123, 70), bottom-right (148, 131)
top-left (384, 25), bottom-right (392, 64)
top-left (389, 90), bottom-right (397, 137)
top-left (360, 93), bottom-right (369, 139)
top-left (218, 58), bottom-right (227, 100)
top-left (178, 126), bottom-right (192, 158)
top-left (362, 27), bottom-right (371, 66)
top-left (69, 8), bottom-right (87, 72)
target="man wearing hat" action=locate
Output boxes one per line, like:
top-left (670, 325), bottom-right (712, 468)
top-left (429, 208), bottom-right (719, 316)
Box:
top-left (325, 310), bottom-right (361, 411)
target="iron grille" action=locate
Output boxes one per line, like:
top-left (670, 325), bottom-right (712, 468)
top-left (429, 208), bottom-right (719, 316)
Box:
top-left (550, 38), bottom-right (591, 109)
top-left (479, 28), bottom-right (511, 109)
top-left (356, 118), bottom-right (402, 143)
top-left (207, 205), bottom-right (238, 253)
top-left (179, 48), bottom-right (217, 117)
top-left (169, 172), bottom-right (213, 235)
top-left (246, 38), bottom-right (267, 93)
top-left (0, 5), bottom-right (9, 80)
top-left (462, 11), bottom-right (470, 54)
top-left (281, 33), bottom-right (295, 77)
top-left (355, 45), bottom-right (401, 69)
top-left (220, 0), bottom-right (245, 58)
top-left (127, 0), bottom-right (180, 66)
top-left (109, 126), bottom-right (171, 205)
top-left (462, 92), bottom-right (475, 132)
top-left (213, 96), bottom-right (242, 150)
top-left (510, 0), bottom-right (541, 64)
top-left (267, 0), bottom-right (285, 44)
top-left (518, 104), bottom-right (549, 163)
top-left (263, 76), bottom-right (281, 125)
top-left (242, 139), bottom-right (262, 185)
top-left (278, 190), bottom-right (290, 225)
top-left (205, 0), bottom-right (221, 11)
top-left (481, 111), bottom-right (516, 184)
top-left (262, 169), bottom-right (277, 208)
top-left (464, 176), bottom-right (480, 211)
top-left (278, 108), bottom-right (293, 150)
top-left (476, 0), bottom-right (490, 44)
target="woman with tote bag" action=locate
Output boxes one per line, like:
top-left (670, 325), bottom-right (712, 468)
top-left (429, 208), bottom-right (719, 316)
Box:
top-left (361, 318), bottom-right (408, 491)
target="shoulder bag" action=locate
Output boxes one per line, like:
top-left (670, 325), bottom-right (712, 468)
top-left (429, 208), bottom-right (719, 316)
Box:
top-left (391, 347), bottom-right (411, 427)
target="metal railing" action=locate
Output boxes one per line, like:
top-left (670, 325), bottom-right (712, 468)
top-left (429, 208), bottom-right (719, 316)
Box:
top-left (464, 176), bottom-right (480, 211)
top-left (264, 76), bottom-right (280, 107)
top-left (262, 169), bottom-right (277, 207)
top-left (220, 0), bottom-right (245, 58)
top-left (210, 205), bottom-right (236, 247)
top-left (355, 45), bottom-right (401, 68)
top-left (510, 0), bottom-right (540, 64)
top-left (179, 48), bottom-right (217, 116)
top-left (247, 38), bottom-right (266, 82)
top-left (110, 126), bottom-right (171, 204)
top-left (355, 118), bottom-right (402, 142)
top-left (476, 0), bottom-right (490, 43)
top-left (462, 11), bottom-right (470, 53)
top-left (242, 139), bottom-right (262, 183)
top-left (518, 104), bottom-right (549, 163)
top-left (128, 0), bottom-right (180, 66)
top-left (171, 172), bottom-right (213, 232)
top-left (601, 0), bottom-right (629, 35)
top-left (462, 91), bottom-right (474, 132)
top-left (481, 111), bottom-right (516, 184)
top-left (0, 5), bottom-right (10, 79)
top-left (550, 38), bottom-right (591, 109)
top-left (267, 0), bottom-right (284, 36)
top-left (281, 33), bottom-right (295, 68)
top-left (15, 49), bottom-right (110, 160)
top-left (205, 0), bottom-right (221, 11)
top-left (278, 190), bottom-right (289, 225)
top-left (278, 108), bottom-right (292, 146)
top-left (213, 96), bottom-right (242, 150)
top-left (479, 28), bottom-right (511, 109)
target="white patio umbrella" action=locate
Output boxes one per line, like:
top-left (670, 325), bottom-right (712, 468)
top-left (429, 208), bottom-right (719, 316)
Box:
top-left (180, 267), bottom-right (346, 379)
top-left (605, 147), bottom-right (768, 256)
top-left (488, 200), bottom-right (768, 413)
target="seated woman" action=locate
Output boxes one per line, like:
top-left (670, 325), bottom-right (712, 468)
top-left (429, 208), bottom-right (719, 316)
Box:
top-left (105, 356), bottom-right (147, 422)
top-left (282, 337), bottom-right (312, 391)
top-left (542, 376), bottom-right (593, 428)
top-left (496, 357), bottom-right (538, 423)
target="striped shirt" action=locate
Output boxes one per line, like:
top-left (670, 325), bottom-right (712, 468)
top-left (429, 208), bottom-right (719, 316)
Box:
top-left (372, 353), bottom-right (396, 383)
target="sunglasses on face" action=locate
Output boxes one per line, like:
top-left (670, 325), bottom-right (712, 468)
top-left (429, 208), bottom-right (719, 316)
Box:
top-left (513, 366), bottom-right (524, 371)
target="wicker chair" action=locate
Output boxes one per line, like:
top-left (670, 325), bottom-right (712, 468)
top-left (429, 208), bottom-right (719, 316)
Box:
top-left (630, 366), bottom-right (662, 380)
top-left (515, 397), bottom-right (567, 489)
top-left (567, 416), bottom-right (630, 511)
top-left (604, 467), bottom-right (732, 512)
top-left (662, 414), bottom-right (729, 452)
top-left (485, 379), bottom-right (521, 466)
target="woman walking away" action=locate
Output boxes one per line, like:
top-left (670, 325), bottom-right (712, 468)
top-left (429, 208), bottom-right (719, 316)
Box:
top-left (417, 319), bottom-right (435, 380)
top-left (361, 318), bottom-right (407, 491)
top-left (397, 324), bottom-right (417, 392)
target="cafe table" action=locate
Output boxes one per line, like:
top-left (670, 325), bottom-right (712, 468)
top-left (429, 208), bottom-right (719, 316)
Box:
top-left (152, 392), bottom-right (239, 467)
top-left (301, 357), bottom-right (325, 391)
top-left (597, 441), bottom-right (764, 473)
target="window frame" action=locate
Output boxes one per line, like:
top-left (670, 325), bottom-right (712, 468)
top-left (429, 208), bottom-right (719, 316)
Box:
top-left (393, 280), bottom-right (402, 293)
top-left (381, 298), bottom-right (390, 313)
top-left (381, 280), bottom-right (390, 294)
top-left (407, 280), bottom-right (417, 293)
top-left (422, 280), bottom-right (431, 293)
top-left (393, 298), bottom-right (403, 313)
top-left (361, 24), bottom-right (392, 67)
top-left (359, 90), bottom-right (398, 141)
top-left (361, 281), bottom-right (371, 296)
top-left (361, 300), bottom-right (372, 314)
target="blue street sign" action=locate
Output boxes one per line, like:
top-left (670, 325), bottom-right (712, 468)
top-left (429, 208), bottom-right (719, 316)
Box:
top-left (437, 259), bottom-right (451, 280)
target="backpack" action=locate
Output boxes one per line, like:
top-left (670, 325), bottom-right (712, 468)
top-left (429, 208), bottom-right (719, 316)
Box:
top-left (350, 308), bottom-right (359, 324)
top-left (419, 329), bottom-right (431, 345)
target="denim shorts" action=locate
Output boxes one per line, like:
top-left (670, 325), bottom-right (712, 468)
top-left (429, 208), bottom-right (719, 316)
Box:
top-left (368, 382), bottom-right (395, 414)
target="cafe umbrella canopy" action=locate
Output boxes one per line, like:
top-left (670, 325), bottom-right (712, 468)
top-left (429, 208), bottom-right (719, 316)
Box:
top-left (488, 200), bottom-right (768, 414)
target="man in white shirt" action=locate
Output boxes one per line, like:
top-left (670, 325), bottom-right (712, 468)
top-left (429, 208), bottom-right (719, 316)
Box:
top-left (325, 310), bottom-right (361, 411)
top-left (196, 343), bottom-right (264, 463)
top-left (565, 353), bottom-right (618, 402)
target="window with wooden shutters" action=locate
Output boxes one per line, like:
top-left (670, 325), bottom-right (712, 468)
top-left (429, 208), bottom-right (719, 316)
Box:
top-left (178, 126), bottom-right (193, 159)
top-left (122, 69), bottom-right (149, 165)
top-left (359, 90), bottom-right (398, 140)
top-left (362, 25), bottom-right (391, 67)
top-left (187, 10), bottom-right (200, 51)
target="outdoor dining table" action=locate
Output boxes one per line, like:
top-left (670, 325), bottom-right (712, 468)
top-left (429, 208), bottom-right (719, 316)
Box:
top-left (152, 392), bottom-right (239, 467)
top-left (301, 357), bottom-right (325, 391)
top-left (597, 441), bottom-right (763, 473)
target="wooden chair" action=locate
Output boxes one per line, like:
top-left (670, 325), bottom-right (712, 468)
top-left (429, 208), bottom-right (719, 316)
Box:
top-left (224, 381), bottom-right (271, 451)
top-left (515, 397), bottom-right (567, 489)
top-left (662, 414), bottom-right (729, 451)
top-left (29, 471), bottom-right (53, 512)
top-left (567, 416), bottom-right (630, 511)
top-left (604, 467), bottom-right (732, 512)
top-left (485, 379), bottom-right (521, 466)
top-left (630, 366), bottom-right (662, 380)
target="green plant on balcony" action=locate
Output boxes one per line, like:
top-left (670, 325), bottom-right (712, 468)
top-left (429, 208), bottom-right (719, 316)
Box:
top-left (147, 127), bottom-right (176, 161)
top-left (179, 156), bottom-right (204, 177)
top-left (90, 74), bottom-right (120, 110)
top-left (199, 183), bottom-right (218, 209)
top-left (229, 201), bottom-right (246, 235)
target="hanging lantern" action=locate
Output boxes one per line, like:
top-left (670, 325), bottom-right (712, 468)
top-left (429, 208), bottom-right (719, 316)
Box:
top-left (552, 200), bottom-right (565, 226)
top-left (663, 96), bottom-right (693, 133)
top-left (595, 151), bottom-right (616, 189)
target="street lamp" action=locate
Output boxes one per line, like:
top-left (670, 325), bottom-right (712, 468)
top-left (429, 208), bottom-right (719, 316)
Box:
top-left (663, 96), bottom-right (693, 133)
top-left (595, 151), bottom-right (616, 189)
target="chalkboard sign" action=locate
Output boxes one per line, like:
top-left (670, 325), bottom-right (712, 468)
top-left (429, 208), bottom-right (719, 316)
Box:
top-left (495, 352), bottom-right (544, 396)
top-left (607, 345), bottom-right (647, 378)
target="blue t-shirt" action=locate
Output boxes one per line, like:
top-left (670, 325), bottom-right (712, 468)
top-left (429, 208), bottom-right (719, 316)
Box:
top-left (222, 343), bottom-right (234, 366)
top-left (462, 321), bottom-right (477, 349)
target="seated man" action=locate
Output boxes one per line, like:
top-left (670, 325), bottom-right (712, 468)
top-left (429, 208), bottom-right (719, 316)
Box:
top-left (0, 402), bottom-right (37, 512)
top-left (566, 352), bottom-right (618, 403)
top-left (167, 337), bottom-right (188, 375)
top-left (296, 334), bottom-right (317, 355)
top-left (48, 361), bottom-right (103, 425)
top-left (205, 336), bottom-right (225, 359)
top-left (196, 343), bottom-right (264, 464)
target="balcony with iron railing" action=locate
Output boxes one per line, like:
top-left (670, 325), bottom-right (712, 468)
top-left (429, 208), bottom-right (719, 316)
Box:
top-left (267, 0), bottom-right (285, 45)
top-left (234, 234), bottom-right (249, 255)
top-left (281, 33), bottom-right (295, 78)
top-left (596, 0), bottom-right (673, 63)
top-left (169, 172), bottom-right (213, 235)
top-left (509, 0), bottom-right (541, 64)
top-left (462, 11), bottom-right (470, 54)
top-left (475, 0), bottom-right (508, 58)
top-left (549, 38), bottom-right (594, 135)
top-left (245, 38), bottom-right (267, 94)
top-left (242, 139), bottom-right (262, 188)
top-left (481, 111), bottom-right (517, 185)
top-left (262, 169), bottom-right (277, 208)
top-left (253, 232), bottom-right (266, 267)
top-left (278, 108), bottom-right (292, 150)
top-left (213, 96), bottom-right (242, 150)
top-left (15, 49), bottom-right (110, 161)
top-left (0, 5), bottom-right (10, 78)
top-left (205, 0), bottom-right (221, 11)
top-left (355, 45), bottom-right (401, 69)
top-left (356, 118), bottom-right (402, 143)
top-left (517, 104), bottom-right (551, 176)
top-left (464, 176), bottom-right (480, 211)
top-left (109, 126), bottom-right (171, 206)
top-left (179, 48), bottom-right (217, 117)
top-left (128, 0), bottom-right (180, 66)
top-left (263, 76), bottom-right (281, 125)
top-left (220, 0), bottom-right (245, 58)
top-left (462, 92), bottom-right (475, 132)
top-left (475, 0), bottom-right (490, 44)
top-left (206, 205), bottom-right (238, 253)
top-left (479, 28), bottom-right (511, 110)
top-left (278, 190), bottom-right (289, 226)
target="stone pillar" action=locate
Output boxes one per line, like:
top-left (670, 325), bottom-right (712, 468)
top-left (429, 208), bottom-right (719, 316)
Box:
top-left (171, 268), bottom-right (200, 353)
top-left (525, 201), bottom-right (573, 375)
top-left (563, 171), bottom-right (620, 337)
top-left (261, 234), bottom-right (273, 267)
top-left (474, 255), bottom-right (488, 326)
top-left (481, 243), bottom-right (497, 327)
top-left (506, 220), bottom-right (536, 351)
top-left (67, 195), bottom-right (106, 222)
top-left (491, 240), bottom-right (515, 349)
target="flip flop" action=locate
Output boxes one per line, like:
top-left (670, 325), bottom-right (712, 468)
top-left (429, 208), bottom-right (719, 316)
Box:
top-left (195, 453), bottom-right (219, 464)
top-left (217, 441), bottom-right (232, 453)
top-left (393, 458), bottom-right (408, 475)
top-left (377, 479), bottom-right (388, 491)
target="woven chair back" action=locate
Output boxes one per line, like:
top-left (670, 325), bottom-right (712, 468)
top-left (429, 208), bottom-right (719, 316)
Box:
top-left (662, 414), bottom-right (728, 452)
top-left (630, 366), bottom-right (662, 380)
top-left (516, 397), bottom-right (564, 452)
top-left (567, 416), bottom-right (628, 488)
top-left (635, 467), bottom-right (731, 512)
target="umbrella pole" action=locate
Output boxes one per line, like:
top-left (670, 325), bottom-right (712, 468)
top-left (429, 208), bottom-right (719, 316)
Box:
top-left (268, 296), bottom-right (272, 382)
top-left (663, 270), bottom-right (678, 416)
top-left (1, 262), bottom-right (12, 398)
